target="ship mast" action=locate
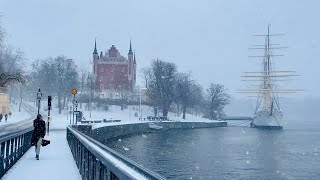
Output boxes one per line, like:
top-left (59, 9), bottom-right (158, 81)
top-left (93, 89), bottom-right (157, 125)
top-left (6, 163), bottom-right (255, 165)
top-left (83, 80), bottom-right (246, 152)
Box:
top-left (263, 24), bottom-right (271, 112)
top-left (239, 24), bottom-right (302, 115)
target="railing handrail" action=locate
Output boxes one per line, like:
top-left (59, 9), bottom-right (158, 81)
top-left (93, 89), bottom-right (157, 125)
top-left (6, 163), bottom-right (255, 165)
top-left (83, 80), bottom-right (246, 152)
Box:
top-left (0, 101), bottom-right (35, 178)
top-left (67, 126), bottom-right (166, 180)
top-left (0, 102), bottom-right (35, 143)
top-left (0, 127), bottom-right (33, 144)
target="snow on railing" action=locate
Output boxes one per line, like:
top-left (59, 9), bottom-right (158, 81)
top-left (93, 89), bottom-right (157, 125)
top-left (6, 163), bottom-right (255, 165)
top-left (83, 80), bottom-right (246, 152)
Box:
top-left (67, 126), bottom-right (166, 180)
top-left (0, 102), bottom-right (41, 178)
top-left (0, 102), bottom-right (49, 178)
top-left (0, 124), bottom-right (33, 178)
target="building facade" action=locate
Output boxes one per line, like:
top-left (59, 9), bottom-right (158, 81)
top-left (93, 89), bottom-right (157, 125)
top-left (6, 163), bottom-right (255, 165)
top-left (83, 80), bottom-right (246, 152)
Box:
top-left (92, 40), bottom-right (137, 99)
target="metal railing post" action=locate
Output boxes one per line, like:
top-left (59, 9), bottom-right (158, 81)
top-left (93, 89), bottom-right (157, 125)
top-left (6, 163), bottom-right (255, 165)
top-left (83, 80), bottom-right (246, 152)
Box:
top-left (66, 126), bottom-right (166, 180)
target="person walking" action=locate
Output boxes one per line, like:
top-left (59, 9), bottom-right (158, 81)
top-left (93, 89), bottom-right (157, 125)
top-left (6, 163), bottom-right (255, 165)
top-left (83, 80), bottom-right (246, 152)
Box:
top-left (5, 114), bottom-right (8, 122)
top-left (0, 114), bottom-right (2, 122)
top-left (31, 114), bottom-right (46, 160)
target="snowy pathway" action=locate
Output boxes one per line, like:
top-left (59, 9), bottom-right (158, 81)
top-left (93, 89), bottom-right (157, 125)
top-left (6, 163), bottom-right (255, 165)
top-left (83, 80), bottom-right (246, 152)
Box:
top-left (2, 130), bottom-right (81, 180)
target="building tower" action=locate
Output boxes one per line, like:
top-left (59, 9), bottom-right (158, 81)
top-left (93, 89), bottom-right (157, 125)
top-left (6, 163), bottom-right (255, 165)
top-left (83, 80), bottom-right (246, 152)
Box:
top-left (128, 40), bottom-right (134, 90)
top-left (133, 51), bottom-right (137, 90)
top-left (93, 39), bottom-right (99, 78)
top-left (93, 39), bottom-right (99, 59)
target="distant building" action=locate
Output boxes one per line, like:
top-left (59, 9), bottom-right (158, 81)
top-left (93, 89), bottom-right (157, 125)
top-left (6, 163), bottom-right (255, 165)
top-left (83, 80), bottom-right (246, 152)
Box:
top-left (92, 40), bottom-right (137, 99)
top-left (0, 88), bottom-right (10, 114)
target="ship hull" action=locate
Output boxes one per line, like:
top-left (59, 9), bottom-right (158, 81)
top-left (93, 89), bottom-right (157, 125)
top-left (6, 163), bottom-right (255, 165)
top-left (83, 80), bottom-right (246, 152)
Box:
top-left (250, 122), bottom-right (283, 130)
top-left (251, 110), bottom-right (283, 130)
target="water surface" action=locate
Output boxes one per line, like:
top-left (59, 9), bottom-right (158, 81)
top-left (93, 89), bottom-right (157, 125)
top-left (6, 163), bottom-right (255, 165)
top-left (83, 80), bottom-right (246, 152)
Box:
top-left (106, 117), bottom-right (320, 179)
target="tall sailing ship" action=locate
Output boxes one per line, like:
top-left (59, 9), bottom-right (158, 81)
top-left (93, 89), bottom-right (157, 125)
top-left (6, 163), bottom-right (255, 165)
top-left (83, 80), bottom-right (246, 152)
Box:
top-left (239, 25), bottom-right (301, 130)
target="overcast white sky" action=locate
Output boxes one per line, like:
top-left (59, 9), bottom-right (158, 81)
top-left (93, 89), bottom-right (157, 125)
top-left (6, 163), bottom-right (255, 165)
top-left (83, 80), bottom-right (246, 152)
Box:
top-left (1, 0), bottom-right (319, 98)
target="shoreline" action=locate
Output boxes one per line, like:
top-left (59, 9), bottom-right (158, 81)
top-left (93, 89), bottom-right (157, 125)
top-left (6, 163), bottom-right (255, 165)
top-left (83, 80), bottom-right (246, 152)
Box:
top-left (73, 121), bottom-right (227, 144)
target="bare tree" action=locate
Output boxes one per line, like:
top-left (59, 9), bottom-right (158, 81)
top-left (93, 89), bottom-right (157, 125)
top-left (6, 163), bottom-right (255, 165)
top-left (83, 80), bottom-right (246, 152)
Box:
top-left (28, 56), bottom-right (79, 114)
top-left (0, 43), bottom-right (24, 88)
top-left (203, 83), bottom-right (230, 120)
top-left (0, 21), bottom-right (5, 50)
top-left (87, 73), bottom-right (95, 117)
top-left (55, 56), bottom-right (79, 114)
top-left (175, 72), bottom-right (203, 119)
top-left (187, 82), bottom-right (203, 117)
top-left (0, 21), bottom-right (25, 101)
top-left (79, 68), bottom-right (88, 109)
top-left (141, 67), bottom-right (150, 88)
top-left (0, 19), bottom-right (28, 102)
top-left (144, 59), bottom-right (177, 117)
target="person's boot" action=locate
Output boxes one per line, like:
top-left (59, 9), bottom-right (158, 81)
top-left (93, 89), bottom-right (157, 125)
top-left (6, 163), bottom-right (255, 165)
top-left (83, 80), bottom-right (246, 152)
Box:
top-left (36, 155), bottom-right (39, 160)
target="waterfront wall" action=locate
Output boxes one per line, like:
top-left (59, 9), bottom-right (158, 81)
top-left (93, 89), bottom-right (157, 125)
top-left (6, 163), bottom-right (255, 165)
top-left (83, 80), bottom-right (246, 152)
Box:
top-left (158, 121), bottom-right (227, 129)
top-left (74, 121), bottom-right (227, 143)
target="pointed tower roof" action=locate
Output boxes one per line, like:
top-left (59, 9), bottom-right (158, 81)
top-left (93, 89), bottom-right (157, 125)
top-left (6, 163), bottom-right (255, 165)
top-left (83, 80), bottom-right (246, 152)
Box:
top-left (128, 40), bottom-right (133, 55)
top-left (93, 39), bottom-right (98, 55)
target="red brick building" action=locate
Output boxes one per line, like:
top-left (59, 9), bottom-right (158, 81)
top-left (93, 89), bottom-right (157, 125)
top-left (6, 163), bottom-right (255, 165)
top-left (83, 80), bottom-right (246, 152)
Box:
top-left (92, 40), bottom-right (136, 98)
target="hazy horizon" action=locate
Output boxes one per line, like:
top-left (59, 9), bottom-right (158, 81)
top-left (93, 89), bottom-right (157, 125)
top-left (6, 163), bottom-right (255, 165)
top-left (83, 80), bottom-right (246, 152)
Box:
top-left (1, 0), bottom-right (319, 98)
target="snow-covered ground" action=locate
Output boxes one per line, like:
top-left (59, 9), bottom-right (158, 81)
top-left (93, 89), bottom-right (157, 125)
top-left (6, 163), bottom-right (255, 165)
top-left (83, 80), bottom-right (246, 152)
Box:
top-left (1, 102), bottom-right (81, 180)
top-left (34, 101), bottom-right (221, 129)
top-left (24, 101), bottom-right (222, 131)
top-left (0, 103), bottom-right (32, 126)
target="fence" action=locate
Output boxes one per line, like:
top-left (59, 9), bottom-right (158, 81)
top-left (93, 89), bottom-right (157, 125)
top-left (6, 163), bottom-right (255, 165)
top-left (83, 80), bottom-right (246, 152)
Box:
top-left (0, 102), bottom-right (41, 178)
top-left (0, 127), bottom-right (33, 178)
top-left (67, 126), bottom-right (166, 180)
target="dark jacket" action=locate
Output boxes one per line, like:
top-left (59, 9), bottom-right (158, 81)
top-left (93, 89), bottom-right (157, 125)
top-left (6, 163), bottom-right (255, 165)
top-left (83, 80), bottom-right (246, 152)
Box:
top-left (31, 117), bottom-right (46, 146)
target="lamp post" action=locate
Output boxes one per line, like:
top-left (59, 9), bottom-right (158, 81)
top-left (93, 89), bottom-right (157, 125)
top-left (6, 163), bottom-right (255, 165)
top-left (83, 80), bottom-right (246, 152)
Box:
top-left (139, 88), bottom-right (147, 121)
top-left (47, 96), bottom-right (52, 135)
top-left (72, 96), bottom-right (75, 124)
top-left (69, 106), bottom-right (72, 124)
top-left (71, 89), bottom-right (78, 125)
top-left (75, 101), bottom-right (78, 124)
top-left (139, 88), bottom-right (142, 121)
top-left (89, 75), bottom-right (93, 118)
top-left (37, 89), bottom-right (42, 115)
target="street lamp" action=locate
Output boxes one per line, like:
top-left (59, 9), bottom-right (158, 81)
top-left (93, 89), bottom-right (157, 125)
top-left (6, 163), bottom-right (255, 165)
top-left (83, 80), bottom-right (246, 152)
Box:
top-left (139, 88), bottom-right (147, 121)
top-left (75, 101), bottom-right (78, 124)
top-left (37, 89), bottom-right (42, 115)
top-left (139, 89), bottom-right (142, 121)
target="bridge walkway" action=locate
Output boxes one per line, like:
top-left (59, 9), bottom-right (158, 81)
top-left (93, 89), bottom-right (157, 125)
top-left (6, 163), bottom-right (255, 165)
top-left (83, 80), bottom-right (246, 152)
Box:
top-left (2, 129), bottom-right (81, 180)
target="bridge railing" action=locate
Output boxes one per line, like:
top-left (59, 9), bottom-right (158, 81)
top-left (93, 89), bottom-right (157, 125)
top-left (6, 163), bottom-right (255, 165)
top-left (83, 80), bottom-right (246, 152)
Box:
top-left (0, 127), bottom-right (33, 178)
top-left (0, 102), bottom-right (36, 178)
top-left (67, 126), bottom-right (166, 180)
